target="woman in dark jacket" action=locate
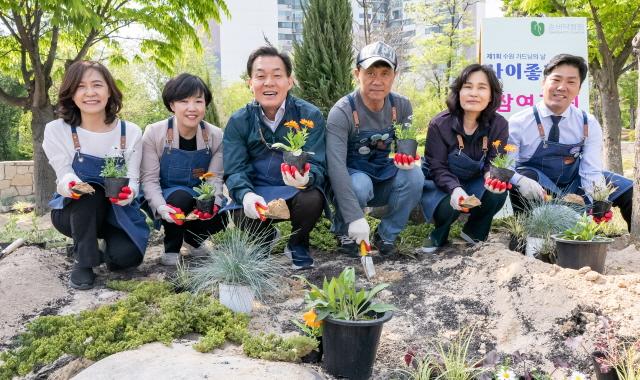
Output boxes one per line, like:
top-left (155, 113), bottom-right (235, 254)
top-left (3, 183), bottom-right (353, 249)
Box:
top-left (420, 64), bottom-right (509, 252)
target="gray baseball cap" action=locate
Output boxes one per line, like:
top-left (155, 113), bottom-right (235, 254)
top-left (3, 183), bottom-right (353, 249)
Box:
top-left (356, 41), bottom-right (398, 71)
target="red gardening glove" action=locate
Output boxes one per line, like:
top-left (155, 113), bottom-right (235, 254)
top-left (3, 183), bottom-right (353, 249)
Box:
top-left (167, 204), bottom-right (185, 225)
top-left (484, 177), bottom-right (511, 194)
top-left (458, 196), bottom-right (470, 213)
top-left (110, 186), bottom-right (135, 206)
top-left (68, 181), bottom-right (81, 200)
top-left (255, 202), bottom-right (268, 222)
top-left (193, 204), bottom-right (219, 221)
top-left (281, 163), bottom-right (310, 188)
top-left (393, 153), bottom-right (419, 170)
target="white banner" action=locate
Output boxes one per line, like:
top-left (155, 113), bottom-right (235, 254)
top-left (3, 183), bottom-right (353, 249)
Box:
top-left (480, 17), bottom-right (589, 118)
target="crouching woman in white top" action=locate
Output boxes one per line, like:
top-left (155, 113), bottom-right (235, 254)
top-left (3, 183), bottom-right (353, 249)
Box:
top-left (43, 61), bottom-right (150, 290)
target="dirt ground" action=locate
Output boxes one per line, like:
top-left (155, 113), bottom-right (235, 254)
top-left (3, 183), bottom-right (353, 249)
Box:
top-left (1, 224), bottom-right (639, 379)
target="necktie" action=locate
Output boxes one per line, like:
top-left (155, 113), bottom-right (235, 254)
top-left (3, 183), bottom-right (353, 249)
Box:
top-left (548, 115), bottom-right (562, 143)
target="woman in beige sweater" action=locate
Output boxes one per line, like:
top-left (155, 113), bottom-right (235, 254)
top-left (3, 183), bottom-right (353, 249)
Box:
top-left (141, 73), bottom-right (225, 265)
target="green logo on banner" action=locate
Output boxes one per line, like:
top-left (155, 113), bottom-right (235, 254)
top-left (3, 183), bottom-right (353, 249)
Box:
top-left (531, 21), bottom-right (545, 36)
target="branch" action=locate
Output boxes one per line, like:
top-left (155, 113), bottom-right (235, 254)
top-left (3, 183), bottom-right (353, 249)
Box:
top-left (0, 85), bottom-right (28, 108)
top-left (44, 25), bottom-right (58, 78)
top-left (72, 28), bottom-right (99, 62)
top-left (613, 43), bottom-right (634, 78)
top-left (588, 0), bottom-right (612, 64)
top-left (0, 13), bottom-right (20, 42)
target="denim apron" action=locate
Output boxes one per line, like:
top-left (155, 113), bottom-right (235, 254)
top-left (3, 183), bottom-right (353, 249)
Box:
top-left (517, 107), bottom-right (631, 201)
top-left (346, 94), bottom-right (398, 183)
top-left (421, 134), bottom-right (488, 221)
top-left (48, 121), bottom-right (150, 255)
top-left (159, 117), bottom-right (212, 200)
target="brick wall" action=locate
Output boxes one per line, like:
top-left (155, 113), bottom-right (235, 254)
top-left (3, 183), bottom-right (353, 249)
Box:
top-left (0, 161), bottom-right (35, 201)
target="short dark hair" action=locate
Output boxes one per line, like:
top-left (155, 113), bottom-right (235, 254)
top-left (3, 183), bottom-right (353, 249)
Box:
top-left (57, 60), bottom-right (122, 126)
top-left (162, 73), bottom-right (212, 112)
top-left (357, 60), bottom-right (393, 71)
top-left (544, 54), bottom-right (588, 85)
top-left (246, 46), bottom-right (293, 77)
top-left (446, 64), bottom-right (503, 124)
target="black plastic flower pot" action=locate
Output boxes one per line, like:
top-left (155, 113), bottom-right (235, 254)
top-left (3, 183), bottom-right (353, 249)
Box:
top-left (322, 311), bottom-right (393, 380)
top-left (592, 351), bottom-right (619, 380)
top-left (195, 198), bottom-right (215, 214)
top-left (396, 139), bottom-right (418, 156)
top-left (552, 235), bottom-right (613, 274)
top-left (103, 177), bottom-right (129, 198)
top-left (489, 166), bottom-right (515, 182)
top-left (301, 337), bottom-right (323, 364)
top-left (283, 151), bottom-right (309, 174)
top-left (591, 200), bottom-right (613, 218)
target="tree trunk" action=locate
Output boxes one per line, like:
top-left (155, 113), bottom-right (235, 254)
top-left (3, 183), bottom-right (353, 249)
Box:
top-left (631, 31), bottom-right (640, 237)
top-left (593, 67), bottom-right (624, 173)
top-left (31, 104), bottom-right (56, 215)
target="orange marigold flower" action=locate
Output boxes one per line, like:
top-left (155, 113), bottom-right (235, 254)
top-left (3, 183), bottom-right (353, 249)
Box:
top-left (503, 144), bottom-right (517, 153)
top-left (300, 119), bottom-right (314, 129)
top-left (199, 172), bottom-right (215, 180)
top-left (492, 140), bottom-right (501, 149)
top-left (284, 120), bottom-right (300, 130)
top-left (302, 309), bottom-right (322, 328)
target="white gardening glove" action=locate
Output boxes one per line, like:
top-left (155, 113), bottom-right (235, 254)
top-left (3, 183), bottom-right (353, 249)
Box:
top-left (516, 176), bottom-right (545, 201)
top-left (242, 192), bottom-right (267, 220)
top-left (57, 173), bottom-right (82, 199)
top-left (450, 187), bottom-right (469, 211)
top-left (347, 217), bottom-right (370, 245)
top-left (157, 204), bottom-right (177, 224)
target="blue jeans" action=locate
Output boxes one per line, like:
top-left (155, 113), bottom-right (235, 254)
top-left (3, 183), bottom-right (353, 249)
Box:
top-left (332, 167), bottom-right (424, 242)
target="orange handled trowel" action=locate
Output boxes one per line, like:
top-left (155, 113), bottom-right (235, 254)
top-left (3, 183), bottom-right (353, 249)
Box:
top-left (360, 241), bottom-right (376, 279)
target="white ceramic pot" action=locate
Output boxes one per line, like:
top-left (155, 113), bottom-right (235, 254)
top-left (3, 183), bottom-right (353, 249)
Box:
top-left (525, 236), bottom-right (545, 257)
top-left (218, 283), bottom-right (254, 314)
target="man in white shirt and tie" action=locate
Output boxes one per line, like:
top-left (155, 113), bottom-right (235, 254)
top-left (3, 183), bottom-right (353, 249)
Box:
top-left (507, 54), bottom-right (633, 230)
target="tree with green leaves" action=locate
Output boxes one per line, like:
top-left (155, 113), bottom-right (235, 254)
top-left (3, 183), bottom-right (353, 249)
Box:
top-left (0, 0), bottom-right (229, 213)
top-left (293, 0), bottom-right (353, 116)
top-left (503, 0), bottom-right (640, 174)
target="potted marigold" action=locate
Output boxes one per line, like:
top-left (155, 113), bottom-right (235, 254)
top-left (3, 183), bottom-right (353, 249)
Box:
top-left (394, 117), bottom-right (419, 157)
top-left (100, 155), bottom-right (128, 198)
top-left (552, 213), bottom-right (613, 273)
top-left (271, 118), bottom-right (314, 174)
top-left (292, 309), bottom-right (323, 363)
top-left (489, 140), bottom-right (517, 182)
top-left (193, 172), bottom-right (216, 215)
top-left (298, 267), bottom-right (396, 380)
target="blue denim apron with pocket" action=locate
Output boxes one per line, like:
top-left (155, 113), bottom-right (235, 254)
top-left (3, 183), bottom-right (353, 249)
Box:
top-left (158, 117), bottom-right (213, 200)
top-left (421, 134), bottom-right (488, 221)
top-left (345, 94), bottom-right (398, 183)
top-left (48, 120), bottom-right (149, 255)
top-left (517, 107), bottom-right (631, 201)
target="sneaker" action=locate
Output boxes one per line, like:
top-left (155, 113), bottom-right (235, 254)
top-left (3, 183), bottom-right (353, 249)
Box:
top-left (459, 231), bottom-right (478, 246)
top-left (336, 235), bottom-right (359, 257)
top-left (69, 263), bottom-right (96, 290)
top-left (160, 252), bottom-right (181, 266)
top-left (284, 244), bottom-right (314, 270)
top-left (186, 243), bottom-right (209, 258)
top-left (418, 237), bottom-right (440, 254)
top-left (373, 232), bottom-right (398, 257)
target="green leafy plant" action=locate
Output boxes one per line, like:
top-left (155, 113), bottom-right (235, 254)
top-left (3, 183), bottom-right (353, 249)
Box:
top-left (489, 140), bottom-right (517, 169)
top-left (183, 226), bottom-right (285, 300)
top-left (432, 326), bottom-right (485, 380)
top-left (192, 172), bottom-right (215, 200)
top-left (242, 333), bottom-right (318, 362)
top-left (100, 156), bottom-right (127, 178)
top-left (394, 117), bottom-right (418, 140)
top-left (588, 181), bottom-right (618, 202)
top-left (558, 213), bottom-right (610, 241)
top-left (298, 266), bottom-right (396, 321)
top-left (271, 119), bottom-right (315, 155)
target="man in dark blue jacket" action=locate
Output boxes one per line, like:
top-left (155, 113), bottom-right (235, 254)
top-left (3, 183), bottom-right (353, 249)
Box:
top-left (223, 46), bottom-right (326, 270)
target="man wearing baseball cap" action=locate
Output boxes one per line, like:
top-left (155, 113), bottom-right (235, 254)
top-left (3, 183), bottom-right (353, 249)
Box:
top-left (326, 41), bottom-right (424, 258)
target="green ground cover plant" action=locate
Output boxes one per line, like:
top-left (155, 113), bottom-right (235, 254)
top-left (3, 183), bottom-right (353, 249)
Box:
top-left (242, 333), bottom-right (317, 362)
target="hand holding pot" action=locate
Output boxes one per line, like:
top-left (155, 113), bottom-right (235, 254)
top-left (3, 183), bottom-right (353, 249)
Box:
top-left (484, 177), bottom-right (511, 194)
top-left (58, 173), bottom-right (82, 199)
top-left (450, 187), bottom-right (470, 212)
top-left (109, 186), bottom-right (135, 206)
top-left (281, 163), bottom-right (310, 188)
top-left (393, 153), bottom-right (419, 170)
top-left (193, 204), bottom-right (219, 220)
top-left (242, 192), bottom-right (268, 221)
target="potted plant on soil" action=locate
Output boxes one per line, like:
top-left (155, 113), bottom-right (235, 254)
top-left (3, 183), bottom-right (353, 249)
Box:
top-left (192, 172), bottom-right (216, 216)
top-left (271, 119), bottom-right (314, 174)
top-left (587, 181), bottom-right (617, 221)
top-left (523, 202), bottom-right (580, 258)
top-left (292, 309), bottom-right (323, 363)
top-left (489, 140), bottom-right (517, 182)
top-left (552, 213), bottom-right (613, 273)
top-left (183, 226), bottom-right (285, 313)
top-left (298, 266), bottom-right (396, 380)
top-left (394, 117), bottom-right (419, 157)
top-left (100, 155), bottom-right (128, 198)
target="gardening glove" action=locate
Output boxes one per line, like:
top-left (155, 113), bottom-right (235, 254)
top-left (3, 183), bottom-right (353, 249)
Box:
top-left (109, 186), bottom-right (135, 206)
top-left (281, 163), bottom-right (310, 188)
top-left (57, 173), bottom-right (83, 199)
top-left (242, 192), bottom-right (268, 221)
top-left (450, 187), bottom-right (470, 212)
top-left (157, 204), bottom-right (185, 225)
top-left (484, 177), bottom-right (511, 194)
top-left (192, 204), bottom-right (219, 221)
top-left (347, 217), bottom-right (370, 245)
top-left (516, 176), bottom-right (545, 201)
top-left (393, 153), bottom-right (420, 170)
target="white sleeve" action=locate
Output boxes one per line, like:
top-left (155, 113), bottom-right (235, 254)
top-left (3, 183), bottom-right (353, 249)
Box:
top-left (42, 119), bottom-right (76, 184)
top-left (124, 122), bottom-right (143, 194)
top-left (580, 115), bottom-right (606, 195)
